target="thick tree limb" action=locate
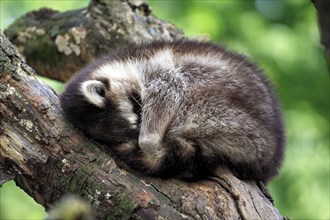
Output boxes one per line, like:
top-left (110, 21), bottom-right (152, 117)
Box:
top-left (312, 0), bottom-right (330, 69)
top-left (1, 0), bottom-right (286, 219)
top-left (4, 0), bottom-right (183, 82)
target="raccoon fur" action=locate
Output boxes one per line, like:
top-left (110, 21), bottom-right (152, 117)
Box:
top-left (59, 40), bottom-right (285, 183)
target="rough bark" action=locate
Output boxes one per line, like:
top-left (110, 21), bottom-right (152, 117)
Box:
top-left (4, 0), bottom-right (183, 82)
top-left (1, 0), bottom-right (286, 219)
top-left (312, 0), bottom-right (330, 69)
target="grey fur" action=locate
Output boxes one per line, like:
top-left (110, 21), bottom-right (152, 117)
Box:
top-left (60, 40), bottom-right (285, 183)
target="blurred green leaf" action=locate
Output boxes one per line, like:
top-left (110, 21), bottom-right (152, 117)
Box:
top-left (0, 181), bottom-right (47, 219)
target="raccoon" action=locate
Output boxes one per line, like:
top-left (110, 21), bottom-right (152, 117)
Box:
top-left (59, 40), bottom-right (285, 183)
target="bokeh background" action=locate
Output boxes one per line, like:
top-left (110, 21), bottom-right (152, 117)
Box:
top-left (0, 0), bottom-right (329, 219)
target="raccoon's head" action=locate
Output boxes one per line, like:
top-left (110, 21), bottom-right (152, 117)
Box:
top-left (60, 76), bottom-right (141, 145)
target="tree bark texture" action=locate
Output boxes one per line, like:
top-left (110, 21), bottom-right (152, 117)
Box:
top-left (4, 0), bottom-right (183, 82)
top-left (312, 0), bottom-right (330, 68)
top-left (1, 0), bottom-right (286, 219)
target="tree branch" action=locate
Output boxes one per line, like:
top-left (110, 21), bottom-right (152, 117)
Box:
top-left (312, 0), bottom-right (330, 69)
top-left (4, 0), bottom-right (183, 82)
top-left (1, 0), bottom-right (286, 219)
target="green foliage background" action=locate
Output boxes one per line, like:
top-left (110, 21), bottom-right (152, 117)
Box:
top-left (0, 0), bottom-right (329, 219)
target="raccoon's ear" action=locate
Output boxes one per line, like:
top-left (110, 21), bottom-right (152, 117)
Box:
top-left (80, 80), bottom-right (106, 108)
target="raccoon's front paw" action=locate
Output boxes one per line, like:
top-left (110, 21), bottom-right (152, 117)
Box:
top-left (138, 133), bottom-right (163, 156)
top-left (114, 140), bottom-right (138, 154)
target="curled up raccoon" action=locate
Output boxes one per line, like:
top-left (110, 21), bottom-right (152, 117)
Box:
top-left (60, 40), bottom-right (285, 183)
